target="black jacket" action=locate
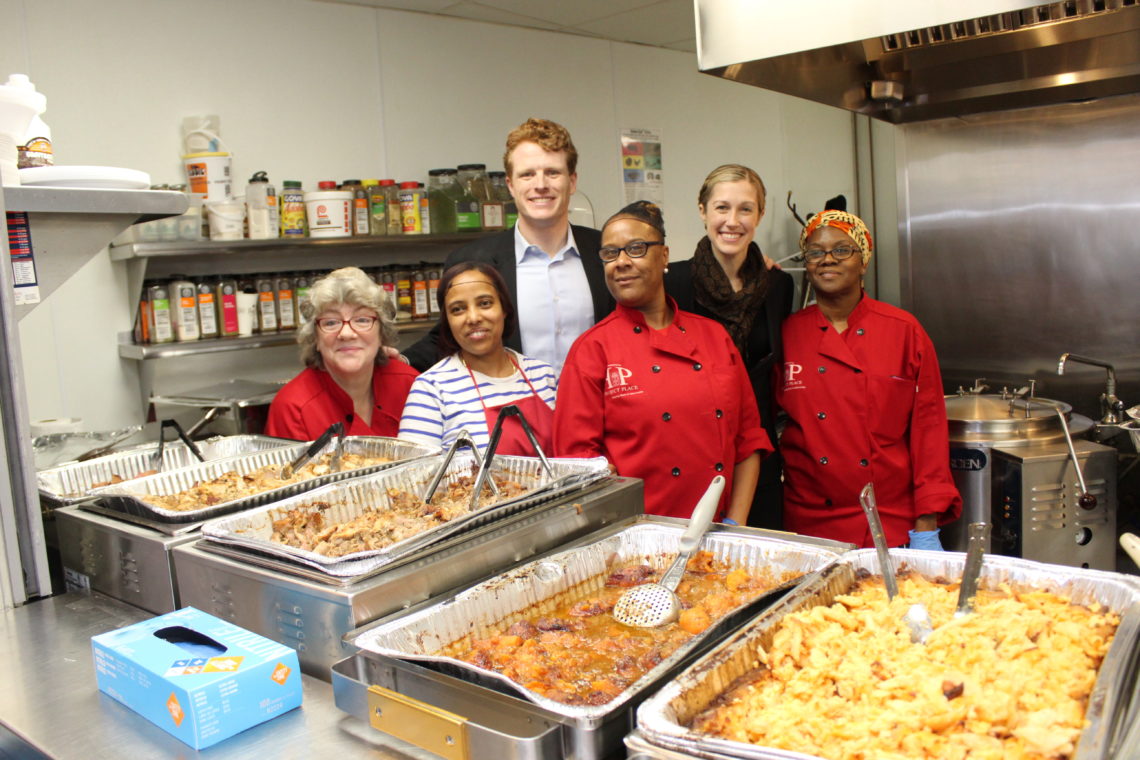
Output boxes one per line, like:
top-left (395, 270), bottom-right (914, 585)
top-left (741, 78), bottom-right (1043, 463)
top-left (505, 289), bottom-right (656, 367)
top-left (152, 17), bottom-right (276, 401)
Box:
top-left (403, 225), bottom-right (612, 371)
top-left (664, 255), bottom-right (795, 528)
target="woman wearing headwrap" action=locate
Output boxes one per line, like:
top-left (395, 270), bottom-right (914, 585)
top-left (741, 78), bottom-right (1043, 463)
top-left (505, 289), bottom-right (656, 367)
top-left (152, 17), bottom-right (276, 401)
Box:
top-left (554, 201), bottom-right (772, 522)
top-left (775, 210), bottom-right (961, 549)
top-left (666, 164), bottom-right (794, 529)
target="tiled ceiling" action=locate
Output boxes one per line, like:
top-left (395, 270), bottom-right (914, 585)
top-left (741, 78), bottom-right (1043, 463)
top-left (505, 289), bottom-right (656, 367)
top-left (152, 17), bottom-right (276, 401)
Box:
top-left (319, 0), bottom-right (698, 53)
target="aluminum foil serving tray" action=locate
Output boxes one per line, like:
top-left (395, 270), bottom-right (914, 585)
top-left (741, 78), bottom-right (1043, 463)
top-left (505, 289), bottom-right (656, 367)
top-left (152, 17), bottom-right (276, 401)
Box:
top-left (341, 521), bottom-right (850, 760)
top-left (38, 434), bottom-right (293, 509)
top-left (199, 453), bottom-right (611, 578)
top-left (635, 549), bottom-right (1140, 760)
top-left (87, 436), bottom-right (436, 524)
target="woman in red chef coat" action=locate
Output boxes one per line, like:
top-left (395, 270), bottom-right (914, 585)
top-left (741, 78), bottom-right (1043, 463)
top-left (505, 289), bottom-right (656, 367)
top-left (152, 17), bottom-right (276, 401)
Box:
top-left (554, 201), bottom-right (772, 522)
top-left (266, 266), bottom-right (419, 440)
top-left (776, 210), bottom-right (961, 549)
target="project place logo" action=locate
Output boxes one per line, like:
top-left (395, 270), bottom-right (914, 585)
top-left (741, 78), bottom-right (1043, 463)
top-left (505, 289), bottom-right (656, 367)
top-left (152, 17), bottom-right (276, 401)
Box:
top-left (605, 364), bottom-right (643, 399)
top-left (783, 361), bottom-right (805, 391)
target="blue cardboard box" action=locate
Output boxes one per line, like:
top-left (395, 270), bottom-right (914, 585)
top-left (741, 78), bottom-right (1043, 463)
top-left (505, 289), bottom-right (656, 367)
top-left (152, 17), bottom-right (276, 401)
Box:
top-left (92, 607), bottom-right (302, 749)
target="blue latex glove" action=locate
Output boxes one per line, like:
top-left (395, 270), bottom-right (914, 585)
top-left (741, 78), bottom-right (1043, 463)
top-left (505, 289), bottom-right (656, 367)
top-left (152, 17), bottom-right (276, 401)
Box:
top-left (722, 517), bottom-right (739, 526)
top-left (908, 528), bottom-right (944, 551)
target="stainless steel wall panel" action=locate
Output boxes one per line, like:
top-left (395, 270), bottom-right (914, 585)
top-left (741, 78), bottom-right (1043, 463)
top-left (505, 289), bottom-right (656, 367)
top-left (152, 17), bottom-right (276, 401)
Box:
top-left (897, 94), bottom-right (1140, 417)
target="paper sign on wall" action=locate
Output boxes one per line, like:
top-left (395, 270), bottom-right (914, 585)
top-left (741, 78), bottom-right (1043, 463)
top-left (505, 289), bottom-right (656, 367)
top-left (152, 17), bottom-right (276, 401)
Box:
top-left (621, 128), bottom-right (664, 208)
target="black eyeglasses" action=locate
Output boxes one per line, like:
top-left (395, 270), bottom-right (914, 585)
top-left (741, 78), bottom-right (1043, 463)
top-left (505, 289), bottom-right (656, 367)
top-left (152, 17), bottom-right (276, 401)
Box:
top-left (802, 245), bottom-right (859, 263)
top-left (598, 240), bottom-right (664, 263)
top-left (316, 315), bottom-right (379, 333)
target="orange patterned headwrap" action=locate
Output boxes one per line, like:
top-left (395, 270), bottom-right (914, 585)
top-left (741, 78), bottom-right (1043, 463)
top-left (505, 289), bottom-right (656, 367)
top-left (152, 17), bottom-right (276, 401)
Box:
top-left (800, 210), bottom-right (873, 265)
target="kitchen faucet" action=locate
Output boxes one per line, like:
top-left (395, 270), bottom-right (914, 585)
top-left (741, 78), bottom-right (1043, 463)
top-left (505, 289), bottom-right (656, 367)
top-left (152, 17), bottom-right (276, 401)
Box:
top-left (1057, 353), bottom-right (1124, 424)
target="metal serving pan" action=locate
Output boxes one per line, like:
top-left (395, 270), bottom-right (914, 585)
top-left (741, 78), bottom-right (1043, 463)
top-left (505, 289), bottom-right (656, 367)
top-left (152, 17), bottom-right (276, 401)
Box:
top-left (338, 521), bottom-right (851, 760)
top-left (37, 434), bottom-right (293, 509)
top-left (87, 436), bottom-right (436, 524)
top-left (198, 454), bottom-right (611, 578)
top-left (635, 549), bottom-right (1140, 760)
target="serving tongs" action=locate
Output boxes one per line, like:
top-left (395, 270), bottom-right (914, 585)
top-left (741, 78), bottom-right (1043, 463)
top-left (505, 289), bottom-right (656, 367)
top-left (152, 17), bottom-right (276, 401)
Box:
top-left (612, 475), bottom-right (726, 628)
top-left (467, 404), bottom-right (555, 512)
top-left (279, 421), bottom-right (344, 480)
top-left (148, 419), bottom-right (206, 473)
top-left (75, 424), bottom-right (144, 462)
top-left (859, 483), bottom-right (934, 643)
top-left (421, 429), bottom-right (500, 507)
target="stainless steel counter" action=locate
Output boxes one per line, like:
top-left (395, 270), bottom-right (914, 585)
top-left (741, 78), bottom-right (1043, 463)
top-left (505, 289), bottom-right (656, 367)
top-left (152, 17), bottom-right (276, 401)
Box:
top-left (0, 592), bottom-right (429, 759)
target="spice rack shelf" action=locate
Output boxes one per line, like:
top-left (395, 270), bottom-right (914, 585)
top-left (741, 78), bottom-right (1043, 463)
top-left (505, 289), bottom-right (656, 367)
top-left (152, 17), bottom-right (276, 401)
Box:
top-left (116, 320), bottom-right (436, 360)
top-left (113, 232), bottom-right (478, 412)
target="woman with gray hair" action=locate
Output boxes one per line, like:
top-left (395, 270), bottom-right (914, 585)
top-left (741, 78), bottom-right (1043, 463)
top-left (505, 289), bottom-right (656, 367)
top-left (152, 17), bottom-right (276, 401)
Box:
top-left (266, 266), bottom-right (419, 440)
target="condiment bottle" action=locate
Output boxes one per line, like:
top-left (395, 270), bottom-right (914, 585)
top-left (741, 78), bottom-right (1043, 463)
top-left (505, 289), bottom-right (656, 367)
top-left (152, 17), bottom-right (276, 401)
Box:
top-left (196, 279), bottom-right (219, 339)
top-left (458, 164), bottom-right (492, 231)
top-left (294, 272), bottom-right (313, 325)
top-left (341, 179), bottom-right (370, 236)
top-left (427, 267), bottom-right (441, 317)
top-left (280, 180), bottom-right (307, 237)
top-left (275, 274), bottom-right (296, 331)
top-left (256, 275), bottom-right (278, 333)
top-left (145, 281), bottom-right (174, 344)
top-left (398, 181), bottom-right (425, 235)
top-left (379, 269), bottom-right (397, 314)
top-left (426, 169), bottom-right (459, 234)
top-left (394, 269), bottom-right (413, 321)
top-left (135, 285), bottom-right (151, 344)
top-left (489, 171), bottom-right (517, 228)
top-left (412, 267), bottom-right (430, 320)
top-left (169, 276), bottom-right (200, 342)
top-left (216, 278), bottom-right (240, 337)
top-left (363, 179), bottom-right (387, 236)
top-left (246, 171), bottom-right (279, 240)
top-left (382, 180), bottom-right (402, 235)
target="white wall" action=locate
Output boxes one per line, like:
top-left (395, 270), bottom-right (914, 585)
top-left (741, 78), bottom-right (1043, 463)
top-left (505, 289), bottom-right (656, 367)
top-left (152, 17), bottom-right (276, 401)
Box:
top-left (3, 0), bottom-right (855, 430)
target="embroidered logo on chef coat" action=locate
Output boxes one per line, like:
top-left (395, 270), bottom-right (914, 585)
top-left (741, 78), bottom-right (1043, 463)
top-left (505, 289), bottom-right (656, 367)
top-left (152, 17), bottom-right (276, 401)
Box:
top-left (605, 364), bottom-right (644, 399)
top-left (783, 361), bottom-right (805, 391)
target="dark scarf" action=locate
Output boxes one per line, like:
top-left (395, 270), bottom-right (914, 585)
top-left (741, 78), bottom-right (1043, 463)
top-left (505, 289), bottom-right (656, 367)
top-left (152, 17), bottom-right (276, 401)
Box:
top-left (692, 236), bottom-right (770, 357)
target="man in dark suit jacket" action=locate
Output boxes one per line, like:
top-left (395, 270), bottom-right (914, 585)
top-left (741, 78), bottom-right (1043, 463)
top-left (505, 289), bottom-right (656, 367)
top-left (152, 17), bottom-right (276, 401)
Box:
top-left (404, 118), bottom-right (613, 372)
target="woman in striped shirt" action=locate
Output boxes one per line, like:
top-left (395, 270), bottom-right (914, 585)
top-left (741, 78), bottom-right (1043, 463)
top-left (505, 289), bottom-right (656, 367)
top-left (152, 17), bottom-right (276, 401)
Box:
top-left (398, 262), bottom-right (557, 454)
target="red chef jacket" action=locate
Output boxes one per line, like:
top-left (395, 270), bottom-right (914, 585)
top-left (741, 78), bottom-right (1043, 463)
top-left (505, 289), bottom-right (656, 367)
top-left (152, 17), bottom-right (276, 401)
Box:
top-left (554, 299), bottom-right (772, 519)
top-left (776, 295), bottom-right (961, 547)
top-left (265, 362), bottom-right (419, 440)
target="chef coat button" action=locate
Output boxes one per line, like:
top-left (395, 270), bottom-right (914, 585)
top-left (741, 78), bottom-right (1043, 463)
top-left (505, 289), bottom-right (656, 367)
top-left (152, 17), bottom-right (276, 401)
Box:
top-left (715, 463), bottom-right (724, 472)
top-left (818, 366), bottom-right (826, 374)
top-left (819, 456), bottom-right (829, 465)
top-left (825, 499), bottom-right (833, 507)
top-left (859, 459), bottom-right (869, 467)
top-left (679, 326), bottom-right (686, 332)
top-left (652, 365), bottom-right (661, 373)
top-left (817, 412), bottom-right (826, 420)
top-left (671, 467), bottom-right (681, 476)
top-left (693, 363), bottom-right (702, 371)
top-left (662, 412), bottom-right (672, 421)
top-left (856, 328), bottom-right (865, 336)
top-left (633, 326), bottom-right (642, 334)
top-left (715, 409), bottom-right (723, 418)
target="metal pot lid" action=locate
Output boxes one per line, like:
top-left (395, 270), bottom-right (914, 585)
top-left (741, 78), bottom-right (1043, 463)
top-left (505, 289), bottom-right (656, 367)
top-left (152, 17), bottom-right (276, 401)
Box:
top-left (943, 394), bottom-right (1075, 444)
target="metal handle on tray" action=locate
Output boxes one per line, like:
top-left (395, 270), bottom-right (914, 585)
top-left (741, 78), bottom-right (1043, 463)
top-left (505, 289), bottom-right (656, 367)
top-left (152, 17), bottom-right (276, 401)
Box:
top-left (150, 419), bottom-right (206, 471)
top-left (366, 684), bottom-right (469, 760)
top-left (956, 522), bottom-right (989, 616)
top-left (859, 483), bottom-right (899, 600)
top-left (423, 430), bottom-right (499, 505)
top-left (280, 421), bottom-right (343, 480)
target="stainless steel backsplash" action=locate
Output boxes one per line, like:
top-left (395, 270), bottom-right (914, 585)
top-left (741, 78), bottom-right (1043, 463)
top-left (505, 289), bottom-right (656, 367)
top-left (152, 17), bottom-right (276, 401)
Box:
top-left (897, 94), bottom-right (1140, 420)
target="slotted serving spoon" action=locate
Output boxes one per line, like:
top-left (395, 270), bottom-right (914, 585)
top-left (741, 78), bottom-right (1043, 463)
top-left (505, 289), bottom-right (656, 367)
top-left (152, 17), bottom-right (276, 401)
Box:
top-left (612, 475), bottom-right (725, 628)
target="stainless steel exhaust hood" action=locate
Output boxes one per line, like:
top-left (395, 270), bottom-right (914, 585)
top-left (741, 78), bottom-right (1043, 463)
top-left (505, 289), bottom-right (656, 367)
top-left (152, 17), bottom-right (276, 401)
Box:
top-left (696, 0), bottom-right (1140, 123)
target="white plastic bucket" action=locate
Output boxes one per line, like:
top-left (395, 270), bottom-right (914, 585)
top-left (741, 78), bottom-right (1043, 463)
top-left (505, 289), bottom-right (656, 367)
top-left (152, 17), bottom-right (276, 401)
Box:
top-left (304, 190), bottom-right (352, 238)
top-left (183, 151), bottom-right (232, 202)
top-left (205, 198), bottom-right (246, 240)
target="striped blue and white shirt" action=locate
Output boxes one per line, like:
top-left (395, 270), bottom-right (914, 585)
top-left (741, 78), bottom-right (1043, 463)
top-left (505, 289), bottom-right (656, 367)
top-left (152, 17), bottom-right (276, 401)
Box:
top-left (398, 350), bottom-right (558, 452)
